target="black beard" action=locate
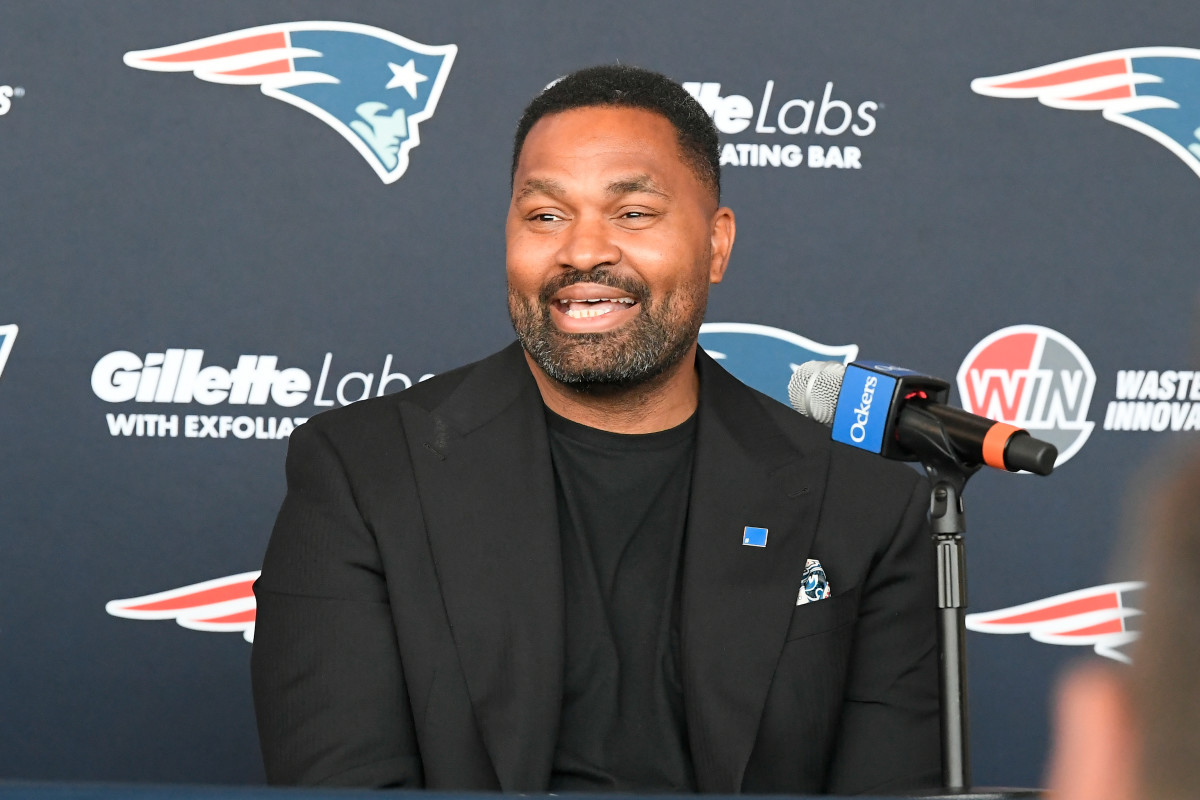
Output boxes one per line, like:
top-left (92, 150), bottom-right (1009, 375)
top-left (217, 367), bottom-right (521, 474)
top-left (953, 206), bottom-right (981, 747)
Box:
top-left (508, 268), bottom-right (707, 393)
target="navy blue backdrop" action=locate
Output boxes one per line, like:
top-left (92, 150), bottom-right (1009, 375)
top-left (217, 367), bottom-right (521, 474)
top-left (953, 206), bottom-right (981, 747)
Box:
top-left (3, 0), bottom-right (1199, 787)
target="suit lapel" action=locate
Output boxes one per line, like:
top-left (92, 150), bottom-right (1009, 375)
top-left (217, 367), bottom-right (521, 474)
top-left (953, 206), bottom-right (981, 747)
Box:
top-left (682, 352), bottom-right (830, 793)
top-left (400, 344), bottom-right (562, 792)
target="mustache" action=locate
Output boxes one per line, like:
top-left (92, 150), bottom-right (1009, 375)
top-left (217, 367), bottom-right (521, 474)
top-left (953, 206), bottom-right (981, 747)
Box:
top-left (536, 268), bottom-right (650, 306)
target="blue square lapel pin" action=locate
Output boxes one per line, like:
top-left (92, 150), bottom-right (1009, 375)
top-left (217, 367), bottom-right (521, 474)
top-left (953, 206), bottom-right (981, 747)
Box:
top-left (742, 526), bottom-right (769, 547)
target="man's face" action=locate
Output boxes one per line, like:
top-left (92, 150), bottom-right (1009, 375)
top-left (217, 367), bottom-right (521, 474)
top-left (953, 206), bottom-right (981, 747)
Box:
top-left (506, 105), bottom-right (732, 391)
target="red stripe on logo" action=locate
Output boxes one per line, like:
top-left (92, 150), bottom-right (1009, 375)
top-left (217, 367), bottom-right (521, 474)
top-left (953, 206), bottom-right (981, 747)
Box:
top-left (994, 59), bottom-right (1126, 89)
top-left (1056, 619), bottom-right (1126, 637)
top-left (984, 592), bottom-right (1117, 625)
top-left (1064, 85), bottom-right (1133, 102)
top-left (217, 60), bottom-right (292, 77)
top-left (196, 609), bottom-right (257, 624)
top-left (122, 579), bottom-right (256, 612)
top-left (146, 32), bottom-right (287, 63)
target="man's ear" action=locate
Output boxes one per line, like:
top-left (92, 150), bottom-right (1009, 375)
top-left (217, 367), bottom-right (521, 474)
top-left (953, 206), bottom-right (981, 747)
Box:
top-left (1045, 662), bottom-right (1140, 800)
top-left (708, 207), bottom-right (735, 284)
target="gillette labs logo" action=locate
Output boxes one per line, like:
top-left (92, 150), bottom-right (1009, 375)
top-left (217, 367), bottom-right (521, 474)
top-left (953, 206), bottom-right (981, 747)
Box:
top-left (683, 79), bottom-right (879, 169)
top-left (91, 348), bottom-right (432, 440)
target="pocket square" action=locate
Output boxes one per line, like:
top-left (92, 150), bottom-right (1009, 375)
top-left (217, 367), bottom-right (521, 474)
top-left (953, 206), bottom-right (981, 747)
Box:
top-left (797, 558), bottom-right (832, 605)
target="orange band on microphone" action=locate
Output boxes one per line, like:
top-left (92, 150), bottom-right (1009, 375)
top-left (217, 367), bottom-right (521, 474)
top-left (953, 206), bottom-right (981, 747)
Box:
top-left (982, 422), bottom-right (1022, 470)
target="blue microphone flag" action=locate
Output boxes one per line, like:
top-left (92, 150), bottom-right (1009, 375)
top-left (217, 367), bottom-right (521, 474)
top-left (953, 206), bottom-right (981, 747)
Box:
top-left (831, 361), bottom-right (938, 455)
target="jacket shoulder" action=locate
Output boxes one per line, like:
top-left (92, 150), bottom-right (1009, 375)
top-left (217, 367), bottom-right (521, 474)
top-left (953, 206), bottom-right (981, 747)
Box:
top-left (297, 345), bottom-right (514, 443)
top-left (724, 368), bottom-right (924, 496)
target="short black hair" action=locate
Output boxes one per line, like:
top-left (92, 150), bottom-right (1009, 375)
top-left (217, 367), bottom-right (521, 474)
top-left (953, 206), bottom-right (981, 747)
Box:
top-left (511, 64), bottom-right (721, 200)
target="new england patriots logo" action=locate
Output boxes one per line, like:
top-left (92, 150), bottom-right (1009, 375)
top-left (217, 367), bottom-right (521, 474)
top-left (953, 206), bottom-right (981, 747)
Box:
top-left (972, 48), bottom-right (1200, 178)
top-left (107, 571), bottom-right (260, 642)
top-left (124, 23), bottom-right (457, 183)
top-left (699, 322), bottom-right (857, 406)
top-left (0, 324), bottom-right (17, 382)
top-left (966, 581), bottom-right (1144, 663)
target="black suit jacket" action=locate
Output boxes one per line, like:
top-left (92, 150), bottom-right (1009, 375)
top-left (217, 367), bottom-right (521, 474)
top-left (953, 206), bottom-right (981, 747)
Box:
top-left (251, 343), bottom-right (940, 794)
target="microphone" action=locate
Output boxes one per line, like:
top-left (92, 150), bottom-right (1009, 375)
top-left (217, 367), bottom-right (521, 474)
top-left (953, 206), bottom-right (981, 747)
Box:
top-left (788, 360), bottom-right (1057, 476)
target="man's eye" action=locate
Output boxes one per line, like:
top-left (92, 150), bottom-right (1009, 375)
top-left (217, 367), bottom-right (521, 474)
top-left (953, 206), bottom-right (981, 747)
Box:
top-left (530, 213), bottom-right (561, 223)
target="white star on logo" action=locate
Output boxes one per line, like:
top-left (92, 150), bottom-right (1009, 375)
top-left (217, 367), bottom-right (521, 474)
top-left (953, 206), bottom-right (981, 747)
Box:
top-left (386, 59), bottom-right (427, 98)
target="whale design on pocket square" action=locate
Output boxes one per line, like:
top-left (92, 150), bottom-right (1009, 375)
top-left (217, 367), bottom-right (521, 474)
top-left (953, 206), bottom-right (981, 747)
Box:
top-left (797, 558), bottom-right (832, 605)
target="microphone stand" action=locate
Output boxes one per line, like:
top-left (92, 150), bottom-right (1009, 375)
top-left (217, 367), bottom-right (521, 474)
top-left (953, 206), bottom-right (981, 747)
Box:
top-left (896, 408), bottom-right (1040, 800)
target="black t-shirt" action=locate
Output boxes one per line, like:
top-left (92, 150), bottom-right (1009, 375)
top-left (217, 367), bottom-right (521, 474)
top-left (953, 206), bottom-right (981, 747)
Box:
top-left (545, 407), bottom-right (698, 793)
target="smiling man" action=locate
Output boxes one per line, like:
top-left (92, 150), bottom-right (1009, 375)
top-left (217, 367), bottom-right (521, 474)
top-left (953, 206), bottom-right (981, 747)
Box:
top-left (506, 100), bottom-right (732, 433)
top-left (252, 65), bottom-right (940, 794)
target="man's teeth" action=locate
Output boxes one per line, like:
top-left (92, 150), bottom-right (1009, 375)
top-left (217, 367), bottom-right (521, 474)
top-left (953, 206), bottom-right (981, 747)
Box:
top-left (558, 297), bottom-right (635, 319)
top-left (566, 307), bottom-right (612, 318)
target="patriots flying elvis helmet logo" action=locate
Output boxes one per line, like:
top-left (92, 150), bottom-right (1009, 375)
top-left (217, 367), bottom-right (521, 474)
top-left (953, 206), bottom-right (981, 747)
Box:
top-left (698, 322), bottom-right (857, 406)
top-left (966, 581), bottom-right (1144, 663)
top-left (0, 324), bottom-right (17, 382)
top-left (107, 571), bottom-right (260, 643)
top-left (124, 22), bottom-right (457, 183)
top-left (972, 47), bottom-right (1200, 178)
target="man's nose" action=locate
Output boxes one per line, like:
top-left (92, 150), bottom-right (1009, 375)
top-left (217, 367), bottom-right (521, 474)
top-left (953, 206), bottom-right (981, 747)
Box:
top-left (556, 214), bottom-right (621, 271)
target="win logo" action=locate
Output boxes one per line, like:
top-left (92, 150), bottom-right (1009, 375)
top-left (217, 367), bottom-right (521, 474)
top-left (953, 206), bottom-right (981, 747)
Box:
top-left (956, 325), bottom-right (1095, 467)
